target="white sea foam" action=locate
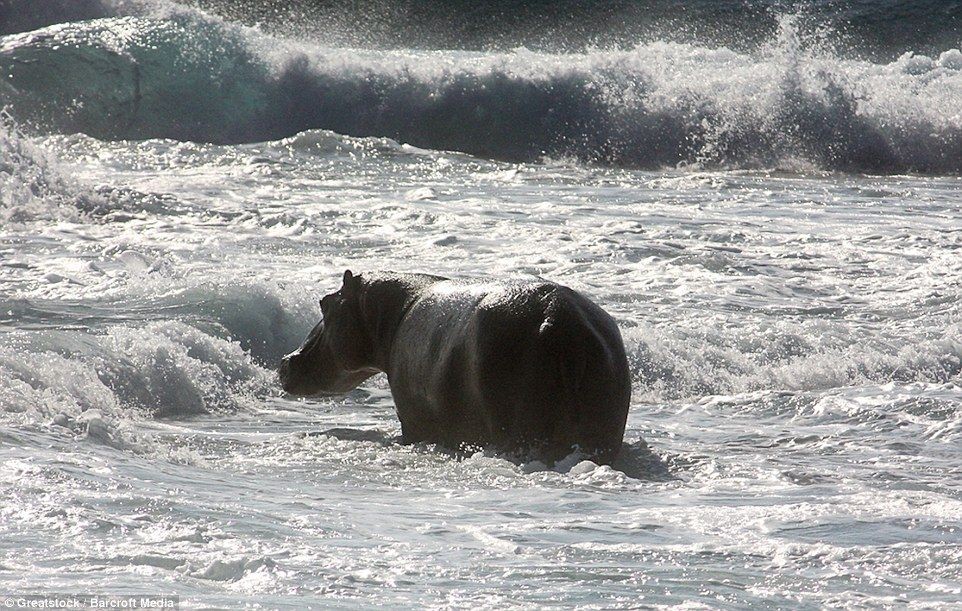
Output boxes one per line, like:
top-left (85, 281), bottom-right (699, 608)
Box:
top-left (0, 6), bottom-right (960, 607)
top-left (2, 13), bottom-right (961, 172)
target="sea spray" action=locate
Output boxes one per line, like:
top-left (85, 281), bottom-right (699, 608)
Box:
top-left (2, 14), bottom-right (961, 173)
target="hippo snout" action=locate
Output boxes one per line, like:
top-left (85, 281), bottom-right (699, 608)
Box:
top-left (279, 350), bottom-right (327, 396)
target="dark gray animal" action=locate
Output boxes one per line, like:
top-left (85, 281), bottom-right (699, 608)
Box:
top-left (279, 271), bottom-right (631, 464)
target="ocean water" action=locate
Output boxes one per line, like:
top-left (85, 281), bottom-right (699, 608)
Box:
top-left (1, 1), bottom-right (961, 608)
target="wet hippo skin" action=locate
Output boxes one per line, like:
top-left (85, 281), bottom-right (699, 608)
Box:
top-left (280, 270), bottom-right (631, 464)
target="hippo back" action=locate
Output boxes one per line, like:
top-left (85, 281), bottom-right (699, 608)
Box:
top-left (387, 278), bottom-right (631, 462)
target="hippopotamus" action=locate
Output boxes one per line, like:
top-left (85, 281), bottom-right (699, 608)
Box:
top-left (279, 271), bottom-right (631, 464)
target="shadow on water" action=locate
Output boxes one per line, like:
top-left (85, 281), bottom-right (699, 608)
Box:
top-left (303, 428), bottom-right (673, 482)
top-left (610, 439), bottom-right (674, 481)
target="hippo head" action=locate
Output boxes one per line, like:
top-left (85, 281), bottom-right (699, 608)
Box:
top-left (279, 270), bottom-right (378, 395)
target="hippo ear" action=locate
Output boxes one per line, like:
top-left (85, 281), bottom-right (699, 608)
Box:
top-left (342, 269), bottom-right (360, 294)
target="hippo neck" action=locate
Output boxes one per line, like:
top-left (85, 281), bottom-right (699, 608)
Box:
top-left (357, 273), bottom-right (445, 372)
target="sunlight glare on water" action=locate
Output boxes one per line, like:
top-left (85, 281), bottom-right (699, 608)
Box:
top-left (0, 1), bottom-right (961, 607)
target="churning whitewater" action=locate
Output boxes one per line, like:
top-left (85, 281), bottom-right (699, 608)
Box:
top-left (1, 0), bottom-right (961, 608)
top-left (2, 8), bottom-right (962, 173)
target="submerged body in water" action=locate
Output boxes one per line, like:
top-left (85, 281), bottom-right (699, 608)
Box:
top-left (281, 271), bottom-right (631, 463)
top-left (0, 0), bottom-right (960, 608)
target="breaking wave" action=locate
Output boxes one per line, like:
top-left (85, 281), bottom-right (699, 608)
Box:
top-left (0, 280), bottom-right (318, 450)
top-left (0, 13), bottom-right (960, 174)
top-left (625, 322), bottom-right (962, 403)
top-left (0, 118), bottom-right (103, 223)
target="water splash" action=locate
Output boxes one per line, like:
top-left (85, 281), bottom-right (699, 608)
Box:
top-left (1, 13), bottom-right (961, 173)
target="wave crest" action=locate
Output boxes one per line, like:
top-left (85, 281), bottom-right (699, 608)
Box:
top-left (0, 118), bottom-right (103, 223)
top-left (2, 15), bottom-right (961, 174)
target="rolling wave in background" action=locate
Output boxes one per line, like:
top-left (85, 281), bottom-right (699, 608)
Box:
top-left (1, 1), bottom-right (961, 174)
top-left (4, 0), bottom-right (961, 59)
